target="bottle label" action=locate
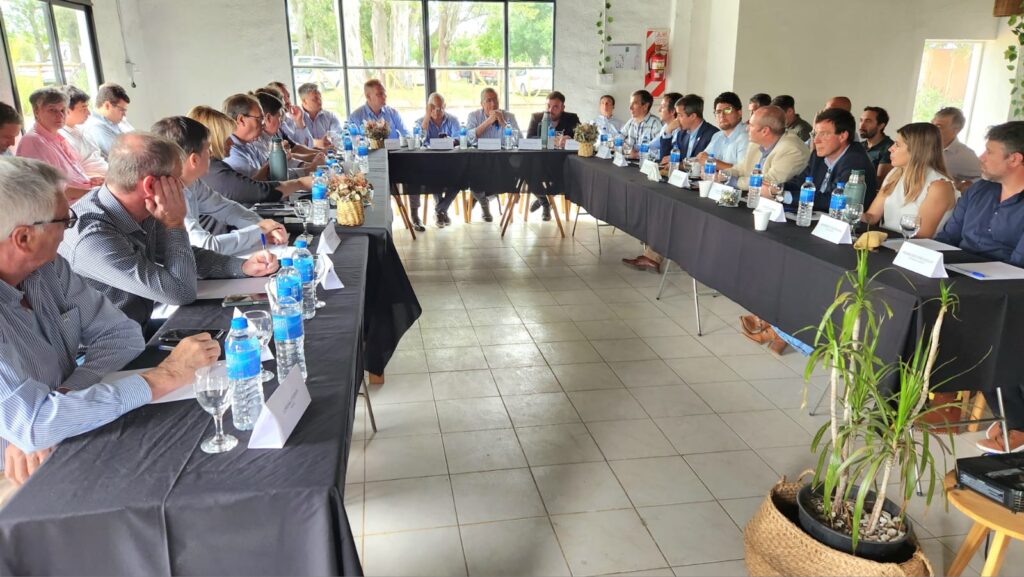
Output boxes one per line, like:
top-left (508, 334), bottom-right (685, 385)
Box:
top-left (749, 175), bottom-right (763, 188)
top-left (273, 311), bottom-right (304, 340)
top-left (311, 184), bottom-right (327, 200)
top-left (277, 278), bottom-right (303, 303)
top-left (670, 152), bottom-right (681, 163)
top-left (296, 257), bottom-right (315, 282)
top-left (227, 343), bottom-right (261, 379)
top-left (800, 188), bottom-right (815, 203)
top-left (830, 194), bottom-right (847, 212)
top-left (357, 145), bottom-right (368, 156)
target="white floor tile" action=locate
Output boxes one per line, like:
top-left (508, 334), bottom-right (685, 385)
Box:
top-left (721, 354), bottom-right (800, 380)
top-left (517, 423), bottom-right (605, 466)
top-left (451, 468), bottom-right (546, 524)
top-left (533, 461), bottom-right (631, 514)
top-left (421, 327), bottom-right (480, 349)
top-left (429, 369), bottom-right (499, 400)
top-left (654, 414), bottom-right (749, 455)
top-left (551, 509), bottom-right (668, 576)
top-left (685, 451), bottom-right (782, 500)
top-left (442, 428), bottom-right (527, 474)
top-left (491, 365), bottom-right (563, 395)
top-left (481, 343), bottom-right (546, 368)
top-left (363, 475), bottom-right (457, 534)
top-left (426, 346), bottom-right (491, 372)
top-left (436, 397), bottom-right (512, 433)
top-left (473, 324), bottom-right (534, 346)
top-left (524, 321), bottom-right (586, 343)
top-left (671, 560), bottom-right (749, 576)
top-left (587, 419), bottom-right (677, 460)
top-left (665, 357), bottom-right (744, 384)
top-left (630, 384), bottom-right (714, 418)
top-left (367, 372), bottom-right (433, 404)
top-left (688, 381), bottom-right (775, 413)
top-left (364, 433), bottom-right (448, 482)
top-left (370, 401), bottom-right (441, 438)
top-left (363, 526), bottom-right (466, 577)
top-left (639, 502), bottom-right (745, 566)
top-left (461, 517), bottom-right (571, 577)
top-left (537, 340), bottom-right (604, 364)
top-left (503, 392), bottom-right (581, 427)
top-left (720, 410), bottom-right (813, 449)
top-left (575, 319), bottom-right (639, 340)
top-left (551, 362), bottom-right (625, 391)
top-left (608, 456), bottom-right (713, 507)
top-left (608, 360), bottom-right (686, 388)
top-left (569, 389), bottom-right (648, 421)
top-left (642, 335), bottom-right (714, 360)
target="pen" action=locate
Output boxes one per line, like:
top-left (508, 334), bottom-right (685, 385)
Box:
top-left (260, 233), bottom-right (270, 263)
top-left (968, 271), bottom-right (987, 279)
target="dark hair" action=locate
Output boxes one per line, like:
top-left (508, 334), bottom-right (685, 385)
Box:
top-left (676, 94), bottom-right (705, 118)
top-left (714, 91), bottom-right (743, 111)
top-left (63, 85), bottom-right (91, 109)
top-left (663, 92), bottom-right (684, 113)
top-left (254, 89), bottom-right (284, 116)
top-left (771, 95), bottom-right (795, 111)
top-left (632, 90), bottom-right (654, 112)
top-left (223, 93), bottom-right (261, 122)
top-left (814, 107), bottom-right (857, 141)
top-left (0, 102), bottom-right (22, 126)
top-left (987, 121), bottom-right (1024, 158)
top-left (600, 94), bottom-right (615, 106)
top-left (150, 116), bottom-right (210, 157)
top-left (934, 106), bottom-right (966, 131)
top-left (862, 106), bottom-right (889, 128)
top-left (547, 91), bottom-right (566, 104)
top-left (96, 83), bottom-right (130, 106)
top-left (749, 93), bottom-right (771, 107)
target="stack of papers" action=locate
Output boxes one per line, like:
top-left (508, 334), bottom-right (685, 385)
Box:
top-left (946, 262), bottom-right (1024, 281)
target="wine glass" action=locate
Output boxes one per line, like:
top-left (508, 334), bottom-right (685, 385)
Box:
top-left (900, 214), bottom-right (922, 241)
top-left (841, 203), bottom-right (864, 239)
top-left (194, 361), bottom-right (238, 454)
top-left (244, 310), bottom-right (275, 382)
top-left (622, 137), bottom-right (634, 158)
top-left (293, 199), bottom-right (312, 243)
top-left (313, 257), bottom-right (328, 309)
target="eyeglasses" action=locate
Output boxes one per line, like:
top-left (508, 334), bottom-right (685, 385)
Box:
top-left (810, 131), bottom-right (836, 139)
top-left (242, 114), bottom-right (266, 125)
top-left (30, 207), bottom-right (77, 230)
top-left (114, 105), bottom-right (129, 114)
top-left (714, 107), bottom-right (735, 116)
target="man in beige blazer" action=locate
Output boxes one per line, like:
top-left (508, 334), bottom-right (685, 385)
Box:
top-left (724, 105), bottom-right (810, 191)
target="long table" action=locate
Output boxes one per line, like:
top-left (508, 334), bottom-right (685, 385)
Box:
top-left (387, 147), bottom-right (574, 196)
top-left (0, 235), bottom-right (370, 576)
top-left (564, 156), bottom-right (1024, 392)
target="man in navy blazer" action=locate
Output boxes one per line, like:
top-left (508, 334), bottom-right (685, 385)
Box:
top-left (784, 107), bottom-right (877, 212)
top-left (671, 94), bottom-right (719, 160)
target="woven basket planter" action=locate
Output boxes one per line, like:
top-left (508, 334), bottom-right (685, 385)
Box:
top-left (336, 199), bottom-right (365, 227)
top-left (578, 142), bottom-right (595, 157)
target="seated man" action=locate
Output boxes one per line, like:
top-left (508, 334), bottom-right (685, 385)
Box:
top-left (934, 121), bottom-right (1024, 452)
top-left (722, 105), bottom-right (810, 191)
top-left (466, 87), bottom-right (519, 222)
top-left (0, 102), bottom-right (22, 156)
top-left (859, 106), bottom-right (895, 186)
top-left (295, 83), bottom-right (343, 149)
top-left (267, 81), bottom-right (312, 148)
top-left (413, 92), bottom-right (461, 228)
top-left (672, 94), bottom-right (719, 160)
top-left (253, 88), bottom-right (324, 175)
top-left (82, 83), bottom-right (131, 159)
top-left (0, 157), bottom-right (218, 498)
top-left (60, 85), bottom-right (108, 178)
top-left (933, 106), bottom-right (981, 192)
top-left (748, 93), bottom-right (771, 115)
top-left (527, 90), bottom-right (582, 220)
top-left (151, 115), bottom-right (288, 256)
top-left (824, 96), bottom-right (852, 112)
top-left (223, 93), bottom-right (281, 181)
top-left (771, 95), bottom-right (812, 142)
top-left (349, 79), bottom-right (408, 138)
top-left (783, 107), bottom-right (877, 211)
top-left (58, 133), bottom-right (279, 328)
top-left (653, 92), bottom-right (683, 163)
top-left (594, 94), bottom-right (621, 137)
top-left (696, 91), bottom-right (750, 170)
top-left (14, 87), bottom-right (100, 203)
top-left (620, 89), bottom-right (663, 158)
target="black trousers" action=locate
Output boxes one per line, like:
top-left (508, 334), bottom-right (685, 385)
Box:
top-left (985, 384), bottom-right (1024, 430)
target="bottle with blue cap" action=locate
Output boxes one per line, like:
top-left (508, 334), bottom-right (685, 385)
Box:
top-left (276, 258), bottom-right (303, 304)
top-left (668, 144), bottom-right (681, 175)
top-left (293, 239), bottom-right (317, 320)
top-left (271, 270), bottom-right (307, 382)
top-left (226, 316), bottom-right (264, 430)
top-left (411, 125), bottom-right (421, 150)
top-left (356, 141), bottom-right (370, 173)
top-left (459, 123), bottom-right (468, 150)
top-left (747, 163), bottom-right (763, 210)
top-left (311, 167), bottom-right (329, 226)
top-left (638, 136), bottom-right (651, 170)
top-left (703, 153), bottom-right (717, 181)
top-left (797, 176), bottom-right (816, 227)
top-left (829, 182), bottom-right (847, 219)
top-left (343, 131), bottom-right (354, 162)
top-left (503, 121), bottom-right (514, 150)
top-left (613, 134), bottom-right (624, 157)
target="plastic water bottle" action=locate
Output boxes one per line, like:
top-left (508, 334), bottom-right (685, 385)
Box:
top-left (797, 176), bottom-right (816, 227)
top-left (703, 154), bottom-right (717, 180)
top-left (276, 258), bottom-right (304, 304)
top-left (829, 182), bottom-right (847, 219)
top-left (411, 125), bottom-right (421, 150)
top-left (503, 122), bottom-right (514, 150)
top-left (311, 169), bottom-right (329, 226)
top-left (272, 295), bottom-right (307, 382)
top-left (613, 134), bottom-right (623, 156)
top-left (845, 170), bottom-right (867, 207)
top-left (638, 136), bottom-right (651, 167)
top-left (541, 112), bottom-right (551, 148)
top-left (747, 163), bottom-right (763, 210)
top-left (600, 132), bottom-right (609, 152)
top-left (342, 133), bottom-right (354, 162)
top-left (293, 239), bottom-right (317, 320)
top-left (269, 137), bottom-right (288, 181)
top-left (647, 138), bottom-right (660, 163)
top-left (226, 316), bottom-right (264, 430)
top-left (668, 145), bottom-right (681, 174)
top-left (357, 143), bottom-right (369, 173)
top-left (459, 123), bottom-right (468, 150)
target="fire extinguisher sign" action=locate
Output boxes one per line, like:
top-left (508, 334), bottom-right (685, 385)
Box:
top-left (645, 28), bottom-right (669, 97)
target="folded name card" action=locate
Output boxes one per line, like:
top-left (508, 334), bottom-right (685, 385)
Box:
top-left (564, 139), bottom-right (580, 151)
top-left (317, 225), bottom-right (341, 255)
top-left (596, 145), bottom-right (612, 159)
top-left (667, 170), bottom-right (689, 188)
top-left (755, 197), bottom-right (787, 222)
top-left (894, 242), bottom-right (947, 278)
top-left (384, 138), bottom-right (401, 150)
top-left (708, 182), bottom-right (732, 202)
top-left (613, 153), bottom-right (629, 167)
top-left (477, 138), bottom-right (501, 151)
top-left (317, 255), bottom-right (344, 290)
top-left (640, 160), bottom-right (661, 182)
top-left (248, 367), bottom-right (311, 449)
top-left (811, 215), bottom-right (852, 244)
top-left (428, 138), bottom-right (454, 150)
top-left (518, 138), bottom-right (543, 150)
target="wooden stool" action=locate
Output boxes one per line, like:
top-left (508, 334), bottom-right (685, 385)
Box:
top-left (945, 470), bottom-right (1024, 576)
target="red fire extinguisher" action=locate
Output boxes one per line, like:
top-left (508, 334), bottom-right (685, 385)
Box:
top-left (649, 51), bottom-right (667, 81)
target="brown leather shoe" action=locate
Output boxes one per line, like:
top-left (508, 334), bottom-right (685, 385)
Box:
top-left (744, 323), bottom-right (777, 345)
top-left (768, 334), bottom-right (787, 357)
top-left (740, 315), bottom-right (767, 335)
top-left (621, 255), bottom-right (661, 274)
top-left (976, 429), bottom-right (1024, 453)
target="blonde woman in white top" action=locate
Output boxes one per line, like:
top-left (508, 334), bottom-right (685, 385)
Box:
top-left (862, 122), bottom-right (957, 238)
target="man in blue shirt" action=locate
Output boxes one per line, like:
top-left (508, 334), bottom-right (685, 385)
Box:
top-left (296, 83), bottom-right (343, 149)
top-left (465, 87), bottom-right (519, 222)
top-left (349, 79), bottom-right (408, 140)
top-left (696, 92), bottom-right (750, 170)
top-left (673, 94), bottom-right (719, 160)
top-left (784, 107), bottom-right (876, 211)
top-left (411, 92), bottom-right (461, 228)
top-left (82, 83), bottom-right (131, 159)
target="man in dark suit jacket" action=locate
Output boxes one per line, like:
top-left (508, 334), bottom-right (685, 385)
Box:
top-left (671, 94), bottom-right (719, 160)
top-left (527, 91), bottom-right (580, 219)
top-left (784, 107), bottom-right (878, 212)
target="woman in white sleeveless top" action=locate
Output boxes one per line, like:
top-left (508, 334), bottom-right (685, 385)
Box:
top-left (863, 122), bottom-right (957, 238)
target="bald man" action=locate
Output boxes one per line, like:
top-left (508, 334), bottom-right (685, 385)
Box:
top-left (824, 96), bottom-right (852, 112)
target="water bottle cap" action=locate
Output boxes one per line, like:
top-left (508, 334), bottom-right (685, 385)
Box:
top-left (358, 145), bottom-right (368, 155)
top-left (754, 163), bottom-right (762, 169)
top-left (836, 182), bottom-right (845, 189)
top-left (708, 154), bottom-right (715, 158)
top-left (231, 317), bottom-right (248, 330)
top-left (805, 176), bottom-right (813, 182)
top-left (295, 239), bottom-right (308, 249)
top-left (281, 258), bottom-right (294, 267)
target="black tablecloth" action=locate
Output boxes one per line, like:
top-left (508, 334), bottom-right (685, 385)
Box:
top-left (0, 236), bottom-right (370, 576)
top-left (564, 156), bottom-right (1024, 392)
top-left (388, 148), bottom-right (573, 196)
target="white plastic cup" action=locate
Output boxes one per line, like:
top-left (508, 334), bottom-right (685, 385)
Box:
top-left (698, 180), bottom-right (712, 198)
top-left (753, 209), bottom-right (770, 231)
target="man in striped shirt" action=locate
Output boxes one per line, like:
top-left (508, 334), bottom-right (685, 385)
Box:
top-left (58, 133), bottom-right (279, 328)
top-left (0, 157), bottom-right (220, 501)
top-left (620, 89), bottom-right (664, 160)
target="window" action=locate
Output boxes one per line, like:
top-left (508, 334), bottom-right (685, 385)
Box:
top-left (285, 0), bottom-right (554, 134)
top-left (911, 41), bottom-right (984, 132)
top-left (0, 0), bottom-right (102, 125)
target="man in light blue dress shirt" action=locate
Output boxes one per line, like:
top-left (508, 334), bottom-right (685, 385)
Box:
top-left (0, 157), bottom-right (220, 498)
top-left (82, 83), bottom-right (132, 159)
top-left (296, 83), bottom-right (344, 148)
top-left (348, 79), bottom-right (409, 139)
top-left (412, 92), bottom-right (462, 228)
top-left (465, 87), bottom-right (519, 222)
top-left (593, 94), bottom-right (622, 137)
top-left (696, 92), bottom-right (751, 169)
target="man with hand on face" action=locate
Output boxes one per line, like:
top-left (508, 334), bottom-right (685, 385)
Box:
top-left (296, 83), bottom-right (343, 149)
top-left (58, 133), bottom-right (279, 330)
top-left (267, 81), bottom-right (311, 148)
top-left (0, 157), bottom-right (219, 503)
top-left (466, 87), bottom-right (519, 222)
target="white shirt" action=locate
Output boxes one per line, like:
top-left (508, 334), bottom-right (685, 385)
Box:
top-left (881, 167), bottom-right (957, 234)
top-left (59, 124), bottom-right (108, 177)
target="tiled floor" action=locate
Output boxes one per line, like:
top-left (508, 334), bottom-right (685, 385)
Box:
top-left (344, 202), bottom-right (1010, 576)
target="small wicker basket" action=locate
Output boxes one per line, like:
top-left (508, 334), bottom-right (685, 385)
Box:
top-left (336, 198), bottom-right (365, 226)
top-left (578, 142), bottom-right (595, 157)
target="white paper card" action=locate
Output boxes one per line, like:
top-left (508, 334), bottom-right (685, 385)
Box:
top-left (640, 160), bottom-right (661, 182)
top-left (564, 139), bottom-right (580, 151)
top-left (196, 277), bottom-right (270, 300)
top-left (755, 197), bottom-right (787, 223)
top-left (248, 367), bottom-right (311, 449)
top-left (317, 225), bottom-right (341, 255)
top-left (597, 145), bottom-right (612, 159)
top-left (667, 170), bottom-right (690, 188)
top-left (240, 245), bottom-right (293, 260)
top-left (811, 215), bottom-right (853, 245)
top-left (613, 153), bottom-right (629, 167)
top-left (946, 262), bottom-right (1024, 280)
top-left (708, 182), bottom-right (731, 202)
top-left (384, 138), bottom-right (401, 150)
top-left (428, 138), bottom-right (454, 150)
top-left (894, 242), bottom-right (947, 278)
top-left (477, 138), bottom-right (501, 151)
top-left (882, 238), bottom-right (962, 252)
top-left (317, 256), bottom-right (344, 290)
top-left (518, 138), bottom-right (543, 150)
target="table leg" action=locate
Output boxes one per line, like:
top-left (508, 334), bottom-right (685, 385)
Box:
top-left (523, 192), bottom-right (531, 223)
top-left (394, 196), bottom-right (417, 241)
top-left (981, 531), bottom-right (1010, 576)
top-left (501, 193), bottom-right (519, 237)
top-left (464, 191), bottom-right (472, 224)
top-left (563, 198), bottom-right (571, 222)
top-left (547, 195), bottom-right (565, 238)
top-left (948, 522), bottom-right (991, 577)
top-left (968, 393), bottom-right (988, 433)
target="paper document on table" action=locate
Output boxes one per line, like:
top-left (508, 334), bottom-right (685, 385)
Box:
top-left (946, 262), bottom-right (1024, 281)
top-left (103, 369), bottom-right (196, 404)
top-left (239, 245), bottom-right (293, 260)
top-left (197, 277), bottom-right (272, 300)
top-left (882, 238), bottom-right (961, 252)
